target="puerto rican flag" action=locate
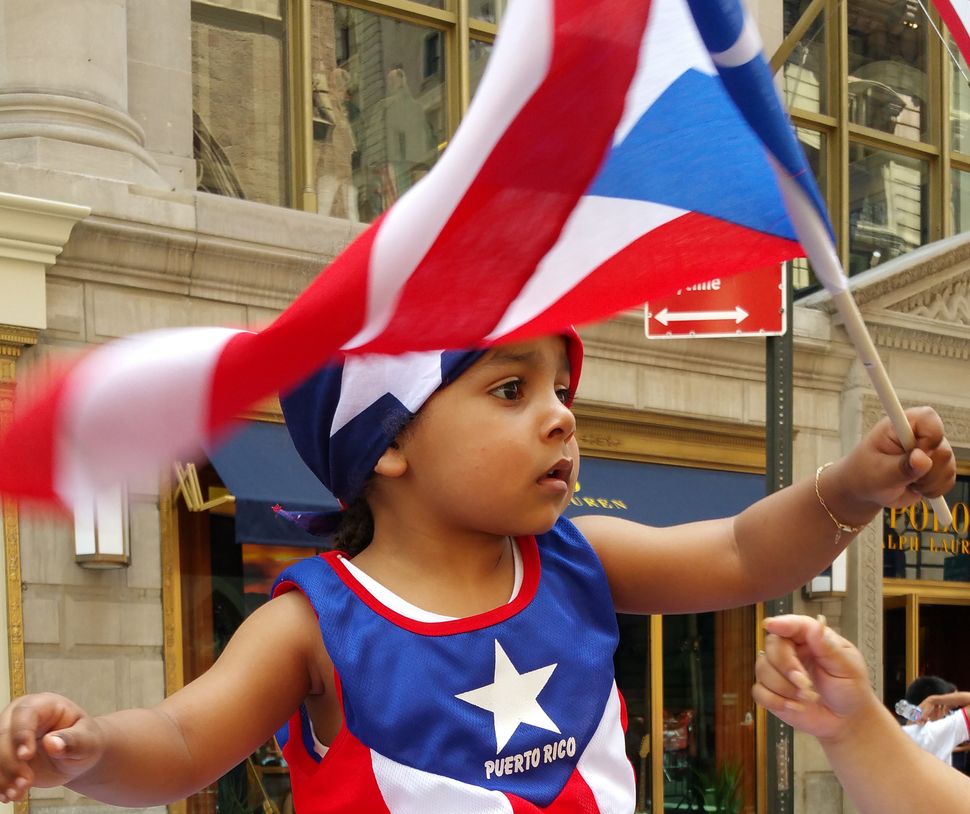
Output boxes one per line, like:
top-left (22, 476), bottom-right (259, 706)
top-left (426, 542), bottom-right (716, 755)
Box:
top-left (0, 0), bottom-right (833, 507)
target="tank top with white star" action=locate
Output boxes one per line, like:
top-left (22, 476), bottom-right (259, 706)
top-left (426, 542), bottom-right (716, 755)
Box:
top-left (272, 515), bottom-right (635, 813)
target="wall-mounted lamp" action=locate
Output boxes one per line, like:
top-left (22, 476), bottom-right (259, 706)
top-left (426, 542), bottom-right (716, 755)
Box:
top-left (804, 549), bottom-right (848, 599)
top-left (74, 485), bottom-right (130, 569)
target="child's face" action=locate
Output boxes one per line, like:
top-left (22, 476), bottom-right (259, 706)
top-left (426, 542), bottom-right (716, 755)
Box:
top-left (389, 335), bottom-right (579, 538)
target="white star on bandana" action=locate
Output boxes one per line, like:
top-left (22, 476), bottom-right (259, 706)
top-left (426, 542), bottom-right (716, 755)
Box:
top-left (456, 640), bottom-right (560, 753)
top-left (330, 351), bottom-right (445, 435)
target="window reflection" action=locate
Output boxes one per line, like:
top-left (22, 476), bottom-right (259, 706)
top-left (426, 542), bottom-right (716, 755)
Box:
top-left (847, 0), bottom-right (929, 140)
top-left (950, 38), bottom-right (970, 154)
top-left (662, 611), bottom-right (756, 814)
top-left (848, 145), bottom-right (927, 274)
top-left (782, 0), bottom-right (826, 114)
top-left (953, 168), bottom-right (970, 232)
top-left (615, 615), bottom-right (652, 812)
top-left (311, 2), bottom-right (446, 222)
top-left (792, 127), bottom-right (825, 290)
top-left (470, 40), bottom-right (493, 100)
top-left (471, 0), bottom-right (505, 23)
top-left (192, 2), bottom-right (289, 206)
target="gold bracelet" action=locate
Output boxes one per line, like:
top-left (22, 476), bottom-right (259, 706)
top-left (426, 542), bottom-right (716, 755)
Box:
top-left (815, 462), bottom-right (866, 546)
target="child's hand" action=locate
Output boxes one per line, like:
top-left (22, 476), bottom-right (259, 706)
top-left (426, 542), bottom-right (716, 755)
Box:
top-left (752, 615), bottom-right (878, 743)
top-left (842, 407), bottom-right (954, 510)
top-left (0, 693), bottom-right (105, 801)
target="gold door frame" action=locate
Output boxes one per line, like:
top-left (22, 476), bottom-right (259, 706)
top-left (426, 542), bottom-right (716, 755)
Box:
top-left (0, 326), bottom-right (38, 814)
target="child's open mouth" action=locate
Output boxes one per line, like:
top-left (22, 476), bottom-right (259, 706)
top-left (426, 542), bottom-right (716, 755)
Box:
top-left (540, 458), bottom-right (573, 485)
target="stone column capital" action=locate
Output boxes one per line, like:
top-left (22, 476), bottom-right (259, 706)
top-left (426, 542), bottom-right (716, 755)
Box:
top-left (0, 192), bottom-right (89, 331)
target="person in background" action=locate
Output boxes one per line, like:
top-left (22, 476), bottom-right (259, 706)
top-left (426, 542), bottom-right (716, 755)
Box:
top-left (899, 675), bottom-right (970, 767)
top-left (754, 614), bottom-right (970, 814)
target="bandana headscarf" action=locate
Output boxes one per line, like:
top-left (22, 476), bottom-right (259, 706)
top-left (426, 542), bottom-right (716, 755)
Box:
top-left (277, 330), bottom-right (583, 535)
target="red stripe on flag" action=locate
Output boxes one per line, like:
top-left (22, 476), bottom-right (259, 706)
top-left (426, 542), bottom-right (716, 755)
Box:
top-left (0, 370), bottom-right (74, 503)
top-left (507, 768), bottom-right (599, 812)
top-left (355, 0), bottom-right (654, 354)
top-left (931, 0), bottom-right (970, 66)
top-left (499, 212), bottom-right (802, 341)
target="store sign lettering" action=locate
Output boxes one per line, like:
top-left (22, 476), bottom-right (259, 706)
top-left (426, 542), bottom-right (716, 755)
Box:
top-left (569, 481), bottom-right (629, 512)
top-left (885, 500), bottom-right (970, 554)
top-left (888, 501), bottom-right (970, 534)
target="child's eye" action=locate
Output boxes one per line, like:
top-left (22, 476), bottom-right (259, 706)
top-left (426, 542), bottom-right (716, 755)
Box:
top-left (490, 379), bottom-right (522, 401)
top-left (555, 387), bottom-right (571, 405)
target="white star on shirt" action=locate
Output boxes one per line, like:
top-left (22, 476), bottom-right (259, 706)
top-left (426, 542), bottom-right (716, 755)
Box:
top-left (455, 640), bottom-right (560, 753)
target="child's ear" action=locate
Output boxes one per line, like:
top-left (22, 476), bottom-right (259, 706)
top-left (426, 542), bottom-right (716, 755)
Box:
top-left (374, 444), bottom-right (408, 478)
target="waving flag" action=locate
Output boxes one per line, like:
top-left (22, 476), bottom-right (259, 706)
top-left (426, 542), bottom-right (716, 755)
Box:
top-left (0, 0), bottom-right (830, 507)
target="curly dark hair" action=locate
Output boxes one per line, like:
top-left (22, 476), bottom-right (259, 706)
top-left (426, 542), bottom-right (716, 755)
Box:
top-left (331, 494), bottom-right (375, 557)
top-left (906, 675), bottom-right (957, 706)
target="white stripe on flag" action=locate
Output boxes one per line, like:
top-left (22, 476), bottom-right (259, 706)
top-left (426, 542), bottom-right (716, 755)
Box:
top-left (614, 0), bottom-right (714, 144)
top-left (342, 0), bottom-right (555, 351)
top-left (708, 11), bottom-right (763, 68)
top-left (486, 196), bottom-right (684, 340)
top-left (55, 327), bottom-right (244, 505)
top-left (577, 683), bottom-right (637, 814)
top-left (371, 750), bottom-right (514, 814)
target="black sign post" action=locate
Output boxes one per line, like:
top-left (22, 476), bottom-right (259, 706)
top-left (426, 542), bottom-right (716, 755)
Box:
top-left (764, 261), bottom-right (794, 814)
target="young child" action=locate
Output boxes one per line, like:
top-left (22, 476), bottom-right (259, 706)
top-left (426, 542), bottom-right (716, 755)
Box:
top-left (0, 331), bottom-right (955, 812)
top-left (754, 615), bottom-right (970, 814)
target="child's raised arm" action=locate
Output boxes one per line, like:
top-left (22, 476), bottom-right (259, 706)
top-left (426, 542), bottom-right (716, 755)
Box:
top-left (0, 590), bottom-right (325, 806)
top-left (575, 406), bottom-right (954, 614)
top-left (754, 614), bottom-right (970, 814)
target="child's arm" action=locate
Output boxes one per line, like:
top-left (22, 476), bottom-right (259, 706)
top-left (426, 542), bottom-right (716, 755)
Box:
top-left (919, 691), bottom-right (970, 720)
top-left (754, 614), bottom-right (970, 814)
top-left (575, 407), bottom-right (954, 613)
top-left (0, 590), bottom-right (325, 806)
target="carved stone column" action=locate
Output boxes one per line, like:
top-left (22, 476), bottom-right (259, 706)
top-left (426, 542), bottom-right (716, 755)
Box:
top-left (0, 0), bottom-right (168, 188)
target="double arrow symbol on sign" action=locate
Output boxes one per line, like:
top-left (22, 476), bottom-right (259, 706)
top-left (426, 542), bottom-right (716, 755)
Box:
top-left (653, 306), bottom-right (749, 326)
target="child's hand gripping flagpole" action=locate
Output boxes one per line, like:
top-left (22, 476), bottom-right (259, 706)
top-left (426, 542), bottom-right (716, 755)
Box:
top-left (775, 172), bottom-right (954, 529)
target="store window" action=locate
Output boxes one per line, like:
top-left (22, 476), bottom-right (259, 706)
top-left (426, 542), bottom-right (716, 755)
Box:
top-left (471, 1), bottom-right (505, 24)
top-left (784, 0), bottom-right (970, 293)
top-left (310, 3), bottom-right (446, 222)
top-left (192, 1), bottom-right (289, 206)
top-left (847, 0), bottom-right (929, 141)
top-left (883, 475), bottom-right (970, 581)
top-left (782, 0), bottom-right (827, 114)
top-left (848, 145), bottom-right (928, 275)
top-left (192, 0), bottom-right (496, 216)
top-left (953, 168), bottom-right (970, 232)
top-left (470, 40), bottom-right (493, 99)
top-left (662, 609), bottom-right (756, 814)
top-left (791, 127), bottom-right (827, 290)
top-left (952, 44), bottom-right (970, 158)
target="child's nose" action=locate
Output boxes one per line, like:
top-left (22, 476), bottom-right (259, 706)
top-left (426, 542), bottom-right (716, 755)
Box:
top-left (544, 393), bottom-right (576, 441)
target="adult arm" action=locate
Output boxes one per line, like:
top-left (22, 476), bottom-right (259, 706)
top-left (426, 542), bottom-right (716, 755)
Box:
top-left (754, 615), bottom-right (970, 814)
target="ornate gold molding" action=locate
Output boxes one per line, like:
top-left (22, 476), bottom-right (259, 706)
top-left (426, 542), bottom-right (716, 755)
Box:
top-left (159, 473), bottom-right (185, 698)
top-left (573, 402), bottom-right (766, 473)
top-left (0, 329), bottom-right (34, 814)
